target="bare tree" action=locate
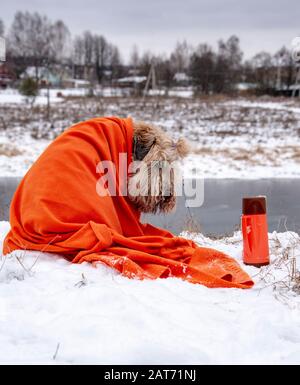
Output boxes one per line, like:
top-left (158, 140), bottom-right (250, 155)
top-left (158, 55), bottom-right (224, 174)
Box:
top-left (94, 35), bottom-right (108, 84)
top-left (73, 31), bottom-right (123, 87)
top-left (274, 46), bottom-right (295, 91)
top-left (139, 51), bottom-right (154, 76)
top-left (4, 12), bottom-right (295, 97)
top-left (156, 57), bottom-right (175, 94)
top-left (50, 20), bottom-right (70, 63)
top-left (189, 44), bottom-right (215, 94)
top-left (8, 12), bottom-right (71, 118)
top-left (73, 31), bottom-right (95, 85)
top-left (0, 19), bottom-right (4, 36)
top-left (215, 35), bottom-right (243, 93)
top-left (130, 45), bottom-right (140, 71)
top-left (73, 36), bottom-right (85, 66)
top-left (45, 20), bottom-right (70, 117)
top-left (8, 11), bottom-right (54, 79)
top-left (170, 40), bottom-right (191, 73)
top-left (82, 31), bottom-right (94, 68)
top-left (251, 51), bottom-right (274, 93)
top-left (108, 44), bottom-right (123, 79)
top-left (221, 35), bottom-right (243, 71)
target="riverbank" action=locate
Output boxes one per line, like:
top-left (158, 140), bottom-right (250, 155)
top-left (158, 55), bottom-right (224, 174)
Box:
top-left (0, 93), bottom-right (299, 178)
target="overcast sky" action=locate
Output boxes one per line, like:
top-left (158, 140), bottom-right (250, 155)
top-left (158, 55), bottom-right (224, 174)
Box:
top-left (1, 0), bottom-right (299, 62)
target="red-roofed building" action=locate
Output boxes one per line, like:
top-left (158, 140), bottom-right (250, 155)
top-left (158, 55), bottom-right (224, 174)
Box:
top-left (0, 64), bottom-right (15, 89)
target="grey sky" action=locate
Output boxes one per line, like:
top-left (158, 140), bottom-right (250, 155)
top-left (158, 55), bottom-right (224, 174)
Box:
top-left (1, 0), bottom-right (299, 62)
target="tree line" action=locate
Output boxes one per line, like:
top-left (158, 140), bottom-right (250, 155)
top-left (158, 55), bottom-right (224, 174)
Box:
top-left (0, 11), bottom-right (299, 95)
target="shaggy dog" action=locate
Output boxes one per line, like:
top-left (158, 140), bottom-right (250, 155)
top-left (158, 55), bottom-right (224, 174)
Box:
top-left (3, 117), bottom-right (254, 289)
top-left (130, 121), bottom-right (189, 214)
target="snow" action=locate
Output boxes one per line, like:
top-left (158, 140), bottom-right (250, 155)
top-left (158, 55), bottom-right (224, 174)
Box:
top-left (0, 87), bottom-right (128, 105)
top-left (1, 94), bottom-right (299, 178)
top-left (174, 72), bottom-right (191, 82)
top-left (1, 220), bottom-right (300, 364)
top-left (117, 76), bottom-right (147, 83)
top-left (225, 99), bottom-right (300, 115)
top-left (0, 89), bottom-right (63, 105)
top-left (148, 87), bottom-right (194, 98)
top-left (0, 133), bottom-right (49, 177)
top-left (1, 92), bottom-right (299, 364)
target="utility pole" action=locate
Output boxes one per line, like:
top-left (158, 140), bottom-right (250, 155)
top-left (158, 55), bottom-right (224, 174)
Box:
top-left (142, 61), bottom-right (156, 104)
top-left (292, 64), bottom-right (300, 98)
top-left (276, 57), bottom-right (282, 92)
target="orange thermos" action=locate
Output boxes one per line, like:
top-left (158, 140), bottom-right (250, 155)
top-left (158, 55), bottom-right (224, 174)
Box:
top-left (242, 196), bottom-right (270, 267)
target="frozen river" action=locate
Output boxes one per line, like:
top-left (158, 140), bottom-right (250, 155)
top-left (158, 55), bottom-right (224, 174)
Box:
top-left (0, 177), bottom-right (299, 236)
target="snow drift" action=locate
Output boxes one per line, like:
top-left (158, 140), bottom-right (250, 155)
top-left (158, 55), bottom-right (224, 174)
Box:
top-left (1, 221), bottom-right (300, 364)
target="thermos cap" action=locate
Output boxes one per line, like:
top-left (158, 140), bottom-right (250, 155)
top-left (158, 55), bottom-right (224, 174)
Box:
top-left (242, 196), bottom-right (267, 215)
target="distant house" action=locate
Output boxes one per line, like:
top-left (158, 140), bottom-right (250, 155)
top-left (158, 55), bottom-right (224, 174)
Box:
top-left (62, 78), bottom-right (91, 89)
top-left (20, 66), bottom-right (61, 87)
top-left (236, 82), bottom-right (258, 92)
top-left (173, 72), bottom-right (191, 86)
top-left (275, 83), bottom-right (300, 97)
top-left (0, 63), bottom-right (15, 89)
top-left (290, 84), bottom-right (300, 97)
top-left (128, 68), bottom-right (140, 76)
top-left (115, 76), bottom-right (147, 88)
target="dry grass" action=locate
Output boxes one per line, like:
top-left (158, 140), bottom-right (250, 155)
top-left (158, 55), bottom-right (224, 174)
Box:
top-left (291, 147), bottom-right (300, 163)
top-left (183, 215), bottom-right (202, 234)
top-left (193, 144), bottom-right (300, 166)
top-left (256, 231), bottom-right (300, 303)
top-left (0, 143), bottom-right (23, 157)
top-left (183, 216), bottom-right (300, 302)
top-left (1, 94), bottom-right (299, 140)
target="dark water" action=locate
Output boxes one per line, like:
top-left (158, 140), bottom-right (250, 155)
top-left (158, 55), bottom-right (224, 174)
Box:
top-left (0, 178), bottom-right (299, 236)
top-left (145, 178), bottom-right (300, 235)
top-left (0, 178), bottom-right (22, 222)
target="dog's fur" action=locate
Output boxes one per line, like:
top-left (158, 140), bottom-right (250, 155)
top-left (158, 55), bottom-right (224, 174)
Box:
top-left (129, 121), bottom-right (189, 214)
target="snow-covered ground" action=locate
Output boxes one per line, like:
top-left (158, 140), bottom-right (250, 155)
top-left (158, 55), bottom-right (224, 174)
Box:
top-left (1, 92), bottom-right (300, 364)
top-left (0, 91), bottom-right (299, 178)
top-left (0, 88), bottom-right (64, 105)
top-left (0, 88), bottom-right (130, 104)
top-left (0, 221), bottom-right (299, 364)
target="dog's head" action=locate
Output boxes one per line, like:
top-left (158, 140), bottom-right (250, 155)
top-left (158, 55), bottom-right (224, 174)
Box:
top-left (128, 121), bottom-right (189, 214)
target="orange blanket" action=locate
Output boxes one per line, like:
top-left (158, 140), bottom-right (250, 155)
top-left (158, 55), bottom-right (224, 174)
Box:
top-left (3, 117), bottom-right (253, 289)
